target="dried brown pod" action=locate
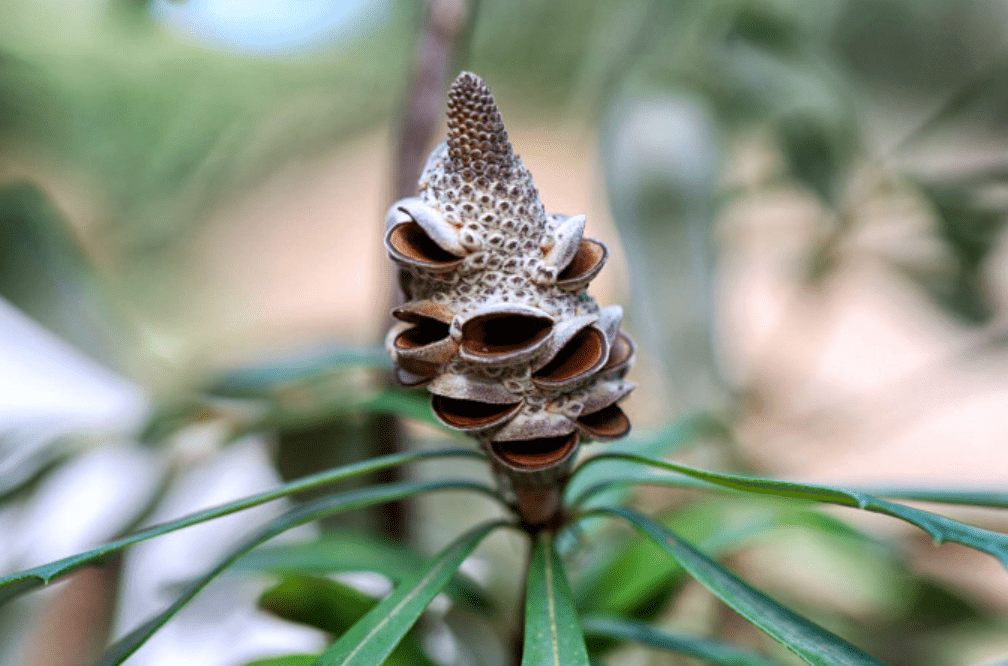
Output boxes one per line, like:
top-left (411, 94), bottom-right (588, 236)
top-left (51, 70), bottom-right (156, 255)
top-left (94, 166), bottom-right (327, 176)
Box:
top-left (387, 301), bottom-right (457, 380)
top-left (385, 71), bottom-right (636, 523)
top-left (384, 201), bottom-right (465, 272)
top-left (532, 325), bottom-right (607, 389)
top-left (600, 331), bottom-right (636, 379)
top-left (556, 238), bottom-right (608, 291)
top-left (542, 214), bottom-right (586, 271)
top-left (432, 395), bottom-right (523, 431)
top-left (492, 432), bottom-right (579, 473)
top-left (458, 304), bottom-right (554, 364)
top-left (577, 404), bottom-right (631, 440)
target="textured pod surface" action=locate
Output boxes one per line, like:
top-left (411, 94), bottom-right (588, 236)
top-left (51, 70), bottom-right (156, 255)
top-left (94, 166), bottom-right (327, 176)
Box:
top-left (385, 71), bottom-right (635, 480)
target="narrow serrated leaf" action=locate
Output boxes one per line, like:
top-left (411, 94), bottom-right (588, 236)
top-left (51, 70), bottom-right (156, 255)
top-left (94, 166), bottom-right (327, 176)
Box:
top-left (522, 532), bottom-right (590, 666)
top-left (572, 454), bottom-right (1008, 569)
top-left (581, 615), bottom-right (784, 666)
top-left (575, 498), bottom-right (861, 618)
top-left (0, 447), bottom-right (482, 606)
top-left (95, 480), bottom-right (498, 666)
top-left (565, 413), bottom-right (726, 505)
top-left (593, 507), bottom-right (887, 666)
top-left (260, 576), bottom-right (437, 666)
top-left (852, 488), bottom-right (1008, 509)
top-left (568, 470), bottom-right (716, 508)
top-left (312, 520), bottom-right (509, 666)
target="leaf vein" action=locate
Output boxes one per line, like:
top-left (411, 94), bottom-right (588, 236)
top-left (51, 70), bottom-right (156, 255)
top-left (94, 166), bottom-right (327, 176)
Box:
top-left (339, 546), bottom-right (452, 665)
top-left (544, 534), bottom-right (560, 666)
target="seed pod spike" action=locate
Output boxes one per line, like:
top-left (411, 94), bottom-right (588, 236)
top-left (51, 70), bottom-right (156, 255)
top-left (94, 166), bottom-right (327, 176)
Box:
top-left (384, 72), bottom-right (635, 526)
top-left (446, 72), bottom-right (515, 180)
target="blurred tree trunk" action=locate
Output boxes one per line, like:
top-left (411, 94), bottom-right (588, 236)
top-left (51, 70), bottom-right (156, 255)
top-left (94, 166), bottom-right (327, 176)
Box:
top-left (276, 0), bottom-right (478, 542)
top-left (393, 0), bottom-right (476, 199)
top-left (25, 557), bottom-right (121, 666)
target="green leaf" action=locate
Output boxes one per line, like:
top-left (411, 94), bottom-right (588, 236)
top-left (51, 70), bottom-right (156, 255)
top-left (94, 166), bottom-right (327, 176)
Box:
top-left (522, 532), bottom-right (590, 666)
top-left (137, 398), bottom-right (224, 446)
top-left (238, 530), bottom-right (493, 611)
top-left (581, 615), bottom-right (784, 666)
top-left (568, 469), bottom-right (715, 508)
top-left (566, 413), bottom-right (727, 506)
top-left (575, 498), bottom-right (828, 618)
top-left (239, 533), bottom-right (425, 578)
top-left (575, 472), bottom-right (1008, 517)
top-left (312, 520), bottom-right (510, 666)
top-left (574, 494), bottom-right (892, 638)
top-left (244, 657), bottom-right (318, 666)
top-left (723, 4), bottom-right (803, 58)
top-left (0, 447), bottom-right (483, 606)
top-left (572, 453), bottom-right (1008, 569)
top-left (593, 507), bottom-right (887, 666)
top-left (851, 488), bottom-right (1008, 509)
top-left (0, 181), bottom-right (126, 367)
top-left (356, 386), bottom-right (441, 427)
top-left (259, 576), bottom-right (436, 666)
top-left (230, 381), bottom-right (441, 434)
top-left (1, 7), bottom-right (417, 263)
top-left (777, 109), bottom-right (854, 206)
top-left (261, 576), bottom-right (389, 636)
top-left (574, 500), bottom-right (726, 617)
top-left (893, 63), bottom-right (1008, 151)
top-left (0, 430), bottom-right (71, 504)
top-left (894, 179), bottom-right (1005, 324)
top-left (95, 480), bottom-right (499, 666)
top-left (208, 347), bottom-right (392, 399)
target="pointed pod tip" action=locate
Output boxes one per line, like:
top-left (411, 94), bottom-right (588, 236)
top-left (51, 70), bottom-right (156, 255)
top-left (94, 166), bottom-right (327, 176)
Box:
top-left (577, 404), bottom-right (631, 441)
top-left (446, 71), bottom-right (515, 179)
top-left (451, 70), bottom-right (483, 90)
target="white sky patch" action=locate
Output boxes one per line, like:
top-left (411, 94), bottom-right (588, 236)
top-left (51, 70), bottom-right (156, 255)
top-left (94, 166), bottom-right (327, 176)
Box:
top-left (0, 297), bottom-right (146, 431)
top-left (151, 0), bottom-right (390, 55)
top-left (113, 437), bottom-right (325, 666)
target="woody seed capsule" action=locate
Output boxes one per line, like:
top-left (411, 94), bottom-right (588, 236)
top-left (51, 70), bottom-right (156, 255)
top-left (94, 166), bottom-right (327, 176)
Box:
top-left (385, 72), bottom-right (636, 524)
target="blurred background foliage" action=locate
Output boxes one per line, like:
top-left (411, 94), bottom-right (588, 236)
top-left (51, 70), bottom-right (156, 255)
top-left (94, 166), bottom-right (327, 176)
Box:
top-left (3, 0), bottom-right (1008, 664)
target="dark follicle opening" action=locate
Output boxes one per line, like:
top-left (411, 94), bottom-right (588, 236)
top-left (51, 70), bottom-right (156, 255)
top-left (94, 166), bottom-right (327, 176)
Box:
top-left (492, 432), bottom-right (578, 469)
top-left (578, 404), bottom-right (630, 440)
top-left (601, 332), bottom-right (633, 372)
top-left (394, 318), bottom-right (450, 348)
top-left (558, 239), bottom-right (605, 282)
top-left (462, 314), bottom-right (552, 356)
top-left (397, 269), bottom-right (415, 300)
top-left (533, 328), bottom-right (604, 384)
top-left (389, 222), bottom-right (462, 266)
top-left (432, 395), bottom-right (521, 429)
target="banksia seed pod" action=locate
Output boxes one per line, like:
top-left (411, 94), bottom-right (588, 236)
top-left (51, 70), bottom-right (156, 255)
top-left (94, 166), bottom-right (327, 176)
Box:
top-left (385, 72), bottom-right (635, 523)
